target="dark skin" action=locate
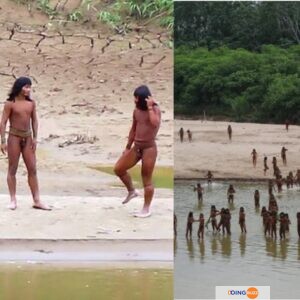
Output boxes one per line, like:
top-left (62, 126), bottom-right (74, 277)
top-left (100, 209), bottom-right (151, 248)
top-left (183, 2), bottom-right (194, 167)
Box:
top-left (285, 120), bottom-right (289, 131)
top-left (207, 171), bottom-right (213, 184)
top-left (281, 147), bottom-right (287, 166)
top-left (187, 130), bottom-right (192, 142)
top-left (297, 213), bottom-right (300, 238)
top-left (251, 149), bottom-right (257, 167)
top-left (197, 215), bottom-right (205, 239)
top-left (239, 209), bottom-right (247, 233)
top-left (271, 213), bottom-right (277, 239)
top-left (0, 85), bottom-right (50, 210)
top-left (227, 125), bottom-right (232, 141)
top-left (186, 215), bottom-right (195, 239)
top-left (210, 208), bottom-right (220, 233)
top-left (254, 190), bottom-right (260, 208)
top-left (227, 185), bottom-right (235, 203)
top-left (194, 184), bottom-right (203, 202)
top-left (279, 215), bottom-right (286, 240)
top-left (179, 128), bottom-right (184, 142)
top-left (263, 157), bottom-right (269, 175)
top-left (174, 214), bottom-right (177, 237)
top-left (265, 213), bottom-right (271, 236)
top-left (114, 96), bottom-right (161, 216)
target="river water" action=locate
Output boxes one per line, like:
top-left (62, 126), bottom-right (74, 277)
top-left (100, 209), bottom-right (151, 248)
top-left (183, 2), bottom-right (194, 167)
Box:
top-left (0, 265), bottom-right (172, 300)
top-left (174, 180), bottom-right (300, 299)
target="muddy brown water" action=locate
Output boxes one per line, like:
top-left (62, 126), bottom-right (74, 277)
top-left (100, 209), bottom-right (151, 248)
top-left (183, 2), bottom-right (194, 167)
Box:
top-left (174, 180), bottom-right (300, 299)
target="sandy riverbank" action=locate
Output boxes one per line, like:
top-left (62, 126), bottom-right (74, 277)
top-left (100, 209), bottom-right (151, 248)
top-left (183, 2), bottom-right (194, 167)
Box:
top-left (175, 120), bottom-right (300, 179)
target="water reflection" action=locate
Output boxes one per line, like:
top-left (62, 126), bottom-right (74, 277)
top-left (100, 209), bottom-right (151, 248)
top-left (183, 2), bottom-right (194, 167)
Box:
top-left (186, 238), bottom-right (195, 260)
top-left (175, 180), bottom-right (300, 299)
top-left (265, 237), bottom-right (278, 258)
top-left (211, 236), bottom-right (218, 256)
top-left (0, 267), bottom-right (173, 300)
top-left (194, 201), bottom-right (203, 211)
top-left (279, 240), bottom-right (288, 260)
top-left (198, 239), bottom-right (205, 261)
top-left (174, 236), bottom-right (177, 256)
top-left (220, 236), bottom-right (232, 258)
top-left (239, 234), bottom-right (246, 257)
top-left (228, 202), bottom-right (235, 211)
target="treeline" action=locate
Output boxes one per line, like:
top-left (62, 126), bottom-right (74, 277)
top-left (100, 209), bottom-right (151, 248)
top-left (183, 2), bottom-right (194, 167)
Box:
top-left (175, 1), bottom-right (300, 50)
top-left (175, 46), bottom-right (300, 123)
top-left (174, 1), bottom-right (300, 123)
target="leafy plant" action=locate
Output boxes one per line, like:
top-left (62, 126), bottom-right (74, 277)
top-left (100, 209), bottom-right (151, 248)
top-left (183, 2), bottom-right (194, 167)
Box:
top-left (97, 11), bottom-right (121, 27)
top-left (68, 11), bottom-right (83, 22)
top-left (36, 0), bottom-right (57, 18)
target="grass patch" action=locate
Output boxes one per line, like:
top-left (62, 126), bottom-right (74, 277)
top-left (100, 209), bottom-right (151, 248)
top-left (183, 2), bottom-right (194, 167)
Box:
top-left (90, 165), bottom-right (173, 189)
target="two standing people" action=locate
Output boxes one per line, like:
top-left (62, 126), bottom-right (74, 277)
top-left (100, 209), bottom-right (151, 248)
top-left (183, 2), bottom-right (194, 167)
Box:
top-left (0, 78), bottom-right (161, 217)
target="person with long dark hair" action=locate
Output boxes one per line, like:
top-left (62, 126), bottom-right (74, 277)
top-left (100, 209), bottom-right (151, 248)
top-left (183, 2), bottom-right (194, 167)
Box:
top-left (0, 77), bottom-right (51, 210)
top-left (114, 85), bottom-right (161, 217)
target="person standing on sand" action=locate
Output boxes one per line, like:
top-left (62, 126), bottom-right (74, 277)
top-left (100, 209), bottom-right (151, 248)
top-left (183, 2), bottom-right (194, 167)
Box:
top-left (281, 146), bottom-right (288, 166)
top-left (187, 129), bottom-right (192, 142)
top-left (285, 119), bottom-right (289, 131)
top-left (114, 85), bottom-right (161, 218)
top-left (251, 149), bottom-right (257, 167)
top-left (0, 77), bottom-right (51, 211)
top-left (179, 127), bottom-right (184, 142)
top-left (263, 156), bottom-right (269, 175)
top-left (227, 125), bottom-right (232, 141)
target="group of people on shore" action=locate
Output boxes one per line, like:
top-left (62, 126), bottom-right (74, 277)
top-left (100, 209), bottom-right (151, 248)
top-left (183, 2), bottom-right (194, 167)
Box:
top-left (179, 127), bottom-right (192, 143)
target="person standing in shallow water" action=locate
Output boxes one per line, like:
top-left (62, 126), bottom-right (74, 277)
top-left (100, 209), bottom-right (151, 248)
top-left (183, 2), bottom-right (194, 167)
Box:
top-left (0, 77), bottom-right (51, 210)
top-left (114, 85), bottom-right (161, 218)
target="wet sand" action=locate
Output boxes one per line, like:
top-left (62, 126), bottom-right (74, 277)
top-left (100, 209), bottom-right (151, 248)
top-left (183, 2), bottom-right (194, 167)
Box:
top-left (0, 239), bottom-right (172, 263)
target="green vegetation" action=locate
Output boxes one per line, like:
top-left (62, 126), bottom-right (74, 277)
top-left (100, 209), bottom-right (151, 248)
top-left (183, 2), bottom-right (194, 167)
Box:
top-left (175, 1), bottom-right (300, 50)
top-left (98, 0), bottom-right (173, 30)
top-left (174, 2), bottom-right (300, 123)
top-left (10, 0), bottom-right (173, 32)
top-left (91, 165), bottom-right (173, 189)
top-left (36, 0), bottom-right (58, 18)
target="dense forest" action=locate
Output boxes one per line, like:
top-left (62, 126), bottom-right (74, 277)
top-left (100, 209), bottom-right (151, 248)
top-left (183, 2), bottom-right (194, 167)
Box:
top-left (175, 1), bottom-right (300, 123)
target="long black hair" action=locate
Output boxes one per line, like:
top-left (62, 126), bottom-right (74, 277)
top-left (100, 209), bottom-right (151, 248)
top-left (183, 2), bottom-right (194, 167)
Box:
top-left (134, 85), bottom-right (154, 111)
top-left (7, 77), bottom-right (32, 102)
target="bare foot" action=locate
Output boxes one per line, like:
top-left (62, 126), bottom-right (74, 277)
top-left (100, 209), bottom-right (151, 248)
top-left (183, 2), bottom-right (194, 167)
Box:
top-left (8, 201), bottom-right (17, 210)
top-left (133, 208), bottom-right (151, 218)
top-left (33, 202), bottom-right (52, 211)
top-left (122, 190), bottom-right (139, 204)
